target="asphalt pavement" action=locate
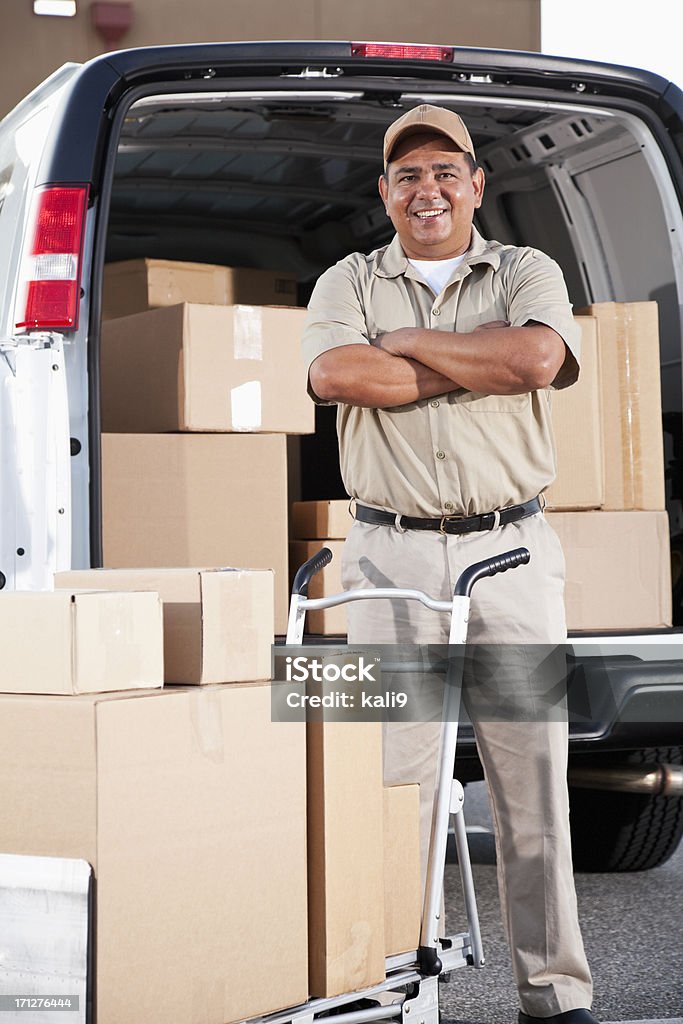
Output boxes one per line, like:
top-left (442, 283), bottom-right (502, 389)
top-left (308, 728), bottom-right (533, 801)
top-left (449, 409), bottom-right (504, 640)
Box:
top-left (439, 782), bottom-right (683, 1024)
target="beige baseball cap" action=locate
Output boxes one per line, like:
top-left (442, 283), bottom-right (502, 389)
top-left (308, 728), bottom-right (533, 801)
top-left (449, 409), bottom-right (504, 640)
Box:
top-left (383, 104), bottom-right (475, 167)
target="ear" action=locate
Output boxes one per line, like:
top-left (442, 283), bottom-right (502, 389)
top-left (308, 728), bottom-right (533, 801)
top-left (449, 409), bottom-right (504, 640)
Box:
top-left (472, 166), bottom-right (485, 209)
top-left (378, 173), bottom-right (389, 208)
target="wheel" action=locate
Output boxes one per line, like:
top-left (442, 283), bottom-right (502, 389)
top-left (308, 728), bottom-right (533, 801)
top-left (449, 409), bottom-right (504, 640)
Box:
top-left (569, 746), bottom-right (683, 872)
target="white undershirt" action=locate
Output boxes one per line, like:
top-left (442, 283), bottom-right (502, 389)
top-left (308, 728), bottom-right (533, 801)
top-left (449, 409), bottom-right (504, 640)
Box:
top-left (408, 254), bottom-right (467, 296)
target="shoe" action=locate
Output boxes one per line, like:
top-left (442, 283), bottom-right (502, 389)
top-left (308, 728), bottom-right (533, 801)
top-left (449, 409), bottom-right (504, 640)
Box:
top-left (519, 1011), bottom-right (599, 1024)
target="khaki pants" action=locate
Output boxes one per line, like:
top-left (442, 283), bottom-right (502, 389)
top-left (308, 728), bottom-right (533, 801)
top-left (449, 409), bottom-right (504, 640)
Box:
top-left (341, 512), bottom-right (593, 1016)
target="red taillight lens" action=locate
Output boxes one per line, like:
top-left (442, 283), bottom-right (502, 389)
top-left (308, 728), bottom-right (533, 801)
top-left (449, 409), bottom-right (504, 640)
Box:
top-left (351, 43), bottom-right (454, 62)
top-left (32, 186), bottom-right (87, 254)
top-left (16, 184), bottom-right (89, 330)
top-left (22, 281), bottom-right (81, 329)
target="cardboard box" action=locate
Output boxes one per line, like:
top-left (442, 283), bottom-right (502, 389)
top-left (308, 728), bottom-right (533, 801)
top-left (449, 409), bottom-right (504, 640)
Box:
top-left (0, 590), bottom-right (163, 695)
top-left (102, 258), bottom-right (298, 320)
top-left (307, 716), bottom-right (385, 996)
top-left (290, 540), bottom-right (346, 635)
top-left (102, 433), bottom-right (290, 633)
top-left (384, 785), bottom-right (421, 956)
top-left (292, 499), bottom-right (353, 539)
top-left (0, 683), bottom-right (308, 1024)
top-left (101, 303), bottom-right (314, 434)
top-left (576, 302), bottom-right (665, 510)
top-left (54, 567), bottom-right (273, 685)
top-left (545, 316), bottom-right (603, 510)
top-left (547, 511), bottom-right (672, 631)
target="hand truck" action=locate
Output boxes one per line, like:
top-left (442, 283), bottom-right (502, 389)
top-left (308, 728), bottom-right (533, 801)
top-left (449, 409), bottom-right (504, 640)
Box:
top-left (273, 544), bottom-right (531, 1024)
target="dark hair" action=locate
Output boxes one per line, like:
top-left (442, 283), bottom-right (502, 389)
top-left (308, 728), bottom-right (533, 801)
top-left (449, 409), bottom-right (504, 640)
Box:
top-left (464, 152), bottom-right (478, 175)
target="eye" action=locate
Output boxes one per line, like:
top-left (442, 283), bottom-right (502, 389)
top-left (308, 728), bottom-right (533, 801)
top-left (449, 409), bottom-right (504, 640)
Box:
top-left (398, 174), bottom-right (416, 183)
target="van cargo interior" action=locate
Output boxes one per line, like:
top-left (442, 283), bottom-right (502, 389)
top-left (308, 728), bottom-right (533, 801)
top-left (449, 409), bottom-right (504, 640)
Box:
top-left (104, 91), bottom-right (683, 500)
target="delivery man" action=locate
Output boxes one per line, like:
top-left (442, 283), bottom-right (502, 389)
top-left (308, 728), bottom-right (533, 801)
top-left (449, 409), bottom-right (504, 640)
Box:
top-left (301, 104), bottom-right (598, 1024)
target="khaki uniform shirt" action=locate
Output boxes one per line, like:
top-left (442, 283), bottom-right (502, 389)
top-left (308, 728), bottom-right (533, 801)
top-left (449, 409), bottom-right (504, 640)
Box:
top-left (302, 227), bottom-right (580, 518)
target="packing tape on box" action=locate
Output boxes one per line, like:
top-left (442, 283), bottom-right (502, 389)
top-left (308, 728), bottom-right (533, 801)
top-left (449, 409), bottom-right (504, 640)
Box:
top-left (233, 305), bottom-right (263, 360)
top-left (213, 266), bottom-right (229, 305)
top-left (620, 308), bottom-right (639, 509)
top-left (75, 592), bottom-right (136, 690)
top-left (230, 380), bottom-right (262, 431)
top-left (232, 568), bottom-right (269, 667)
top-left (189, 688), bottom-right (225, 762)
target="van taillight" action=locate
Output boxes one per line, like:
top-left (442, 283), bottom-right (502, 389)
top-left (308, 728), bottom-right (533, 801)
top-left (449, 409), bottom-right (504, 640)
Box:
top-left (16, 184), bottom-right (89, 330)
top-left (351, 43), bottom-right (454, 61)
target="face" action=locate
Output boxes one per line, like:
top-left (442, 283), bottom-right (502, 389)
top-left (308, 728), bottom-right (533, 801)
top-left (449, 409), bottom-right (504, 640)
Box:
top-left (378, 133), bottom-right (485, 259)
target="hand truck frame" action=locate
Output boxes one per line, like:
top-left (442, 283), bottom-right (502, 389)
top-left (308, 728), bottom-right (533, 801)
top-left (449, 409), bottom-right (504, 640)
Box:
top-left (272, 544), bottom-right (531, 1024)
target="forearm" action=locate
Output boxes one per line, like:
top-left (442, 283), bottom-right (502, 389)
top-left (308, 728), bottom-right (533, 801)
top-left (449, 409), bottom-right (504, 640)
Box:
top-left (385, 324), bottom-right (565, 394)
top-left (309, 344), bottom-right (458, 409)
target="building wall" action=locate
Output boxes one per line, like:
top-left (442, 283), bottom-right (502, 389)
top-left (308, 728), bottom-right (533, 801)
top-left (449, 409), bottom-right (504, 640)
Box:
top-left (1, 0), bottom-right (540, 119)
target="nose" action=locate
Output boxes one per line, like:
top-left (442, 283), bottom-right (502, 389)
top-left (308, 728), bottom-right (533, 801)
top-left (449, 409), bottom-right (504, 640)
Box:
top-left (416, 174), bottom-right (441, 201)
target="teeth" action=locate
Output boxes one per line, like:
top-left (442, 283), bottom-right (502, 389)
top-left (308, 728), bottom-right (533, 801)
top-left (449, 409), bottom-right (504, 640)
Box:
top-left (416, 210), bottom-right (445, 218)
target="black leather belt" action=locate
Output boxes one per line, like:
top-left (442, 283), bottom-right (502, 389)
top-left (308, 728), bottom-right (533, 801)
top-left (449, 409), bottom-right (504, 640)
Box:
top-left (354, 496), bottom-right (542, 535)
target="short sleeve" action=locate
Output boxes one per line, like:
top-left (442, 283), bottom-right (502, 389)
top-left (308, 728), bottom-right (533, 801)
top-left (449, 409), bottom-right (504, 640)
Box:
top-left (506, 249), bottom-right (581, 390)
top-left (301, 256), bottom-right (372, 402)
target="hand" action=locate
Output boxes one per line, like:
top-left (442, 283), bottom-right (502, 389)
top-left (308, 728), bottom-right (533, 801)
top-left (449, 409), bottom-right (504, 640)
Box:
top-left (374, 322), bottom-right (509, 356)
top-left (372, 327), bottom-right (417, 357)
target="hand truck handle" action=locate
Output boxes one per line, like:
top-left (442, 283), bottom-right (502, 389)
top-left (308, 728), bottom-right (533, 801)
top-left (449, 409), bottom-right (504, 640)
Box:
top-left (453, 546), bottom-right (530, 598)
top-left (291, 546), bottom-right (333, 596)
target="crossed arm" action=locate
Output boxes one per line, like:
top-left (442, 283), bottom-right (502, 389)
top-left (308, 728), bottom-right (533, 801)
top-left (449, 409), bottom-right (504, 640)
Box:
top-left (309, 321), bottom-right (568, 409)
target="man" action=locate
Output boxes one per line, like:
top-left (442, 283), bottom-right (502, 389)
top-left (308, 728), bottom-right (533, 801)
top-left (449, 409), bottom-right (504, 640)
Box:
top-left (301, 104), bottom-right (596, 1024)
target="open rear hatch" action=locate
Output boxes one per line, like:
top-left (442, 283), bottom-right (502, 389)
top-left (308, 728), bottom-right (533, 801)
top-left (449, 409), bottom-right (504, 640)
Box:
top-left (93, 53), bottom-right (683, 502)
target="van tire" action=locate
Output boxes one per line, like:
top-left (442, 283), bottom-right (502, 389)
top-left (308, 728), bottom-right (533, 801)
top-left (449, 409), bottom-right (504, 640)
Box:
top-left (569, 746), bottom-right (683, 872)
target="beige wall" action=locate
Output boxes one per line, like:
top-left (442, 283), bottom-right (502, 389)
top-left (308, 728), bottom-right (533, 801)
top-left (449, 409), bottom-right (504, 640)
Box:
top-left (1, 0), bottom-right (540, 119)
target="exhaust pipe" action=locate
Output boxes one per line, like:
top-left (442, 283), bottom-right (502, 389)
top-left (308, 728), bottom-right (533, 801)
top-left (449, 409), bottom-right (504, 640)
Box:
top-left (568, 764), bottom-right (683, 797)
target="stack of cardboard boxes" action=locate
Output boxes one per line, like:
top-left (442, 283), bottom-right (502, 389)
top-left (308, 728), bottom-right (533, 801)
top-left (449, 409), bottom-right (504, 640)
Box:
top-left (548, 303), bottom-right (671, 630)
top-left (290, 304), bottom-right (672, 634)
top-left (99, 258), bottom-right (315, 633)
top-left (0, 568), bottom-right (422, 1022)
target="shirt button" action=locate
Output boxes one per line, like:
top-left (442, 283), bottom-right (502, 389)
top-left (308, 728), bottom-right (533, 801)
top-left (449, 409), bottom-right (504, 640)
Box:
top-left (444, 501), bottom-right (454, 510)
top-left (436, 450), bottom-right (446, 460)
top-left (431, 400), bottom-right (440, 408)
top-left (432, 307), bottom-right (441, 316)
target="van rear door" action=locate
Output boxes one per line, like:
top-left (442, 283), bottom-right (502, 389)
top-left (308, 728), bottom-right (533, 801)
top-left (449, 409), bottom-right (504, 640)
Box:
top-left (0, 65), bottom-right (93, 592)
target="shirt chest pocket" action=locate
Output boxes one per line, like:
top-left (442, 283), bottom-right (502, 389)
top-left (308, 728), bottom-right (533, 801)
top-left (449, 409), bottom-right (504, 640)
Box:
top-left (365, 282), bottom-right (431, 338)
top-left (454, 268), bottom-right (509, 331)
top-left (455, 301), bottom-right (509, 335)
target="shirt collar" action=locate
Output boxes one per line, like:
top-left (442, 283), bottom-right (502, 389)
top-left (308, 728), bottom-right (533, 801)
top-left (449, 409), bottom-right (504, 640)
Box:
top-left (373, 225), bottom-right (501, 279)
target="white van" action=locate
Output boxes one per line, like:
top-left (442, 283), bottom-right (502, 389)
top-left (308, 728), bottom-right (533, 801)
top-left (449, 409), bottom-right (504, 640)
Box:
top-left (0, 41), bottom-right (682, 874)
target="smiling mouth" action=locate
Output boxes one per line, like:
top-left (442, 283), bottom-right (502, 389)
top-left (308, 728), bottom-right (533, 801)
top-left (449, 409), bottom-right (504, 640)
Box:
top-left (414, 209), bottom-right (447, 220)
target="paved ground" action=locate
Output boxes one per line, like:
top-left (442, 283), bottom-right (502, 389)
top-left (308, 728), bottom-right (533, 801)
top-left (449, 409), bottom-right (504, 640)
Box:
top-left (439, 783), bottom-right (683, 1024)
